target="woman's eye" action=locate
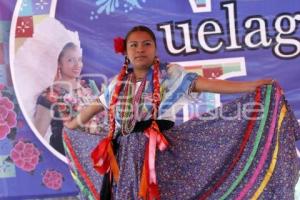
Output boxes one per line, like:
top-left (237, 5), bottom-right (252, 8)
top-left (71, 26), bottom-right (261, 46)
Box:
top-left (67, 58), bottom-right (79, 63)
top-left (130, 43), bottom-right (137, 48)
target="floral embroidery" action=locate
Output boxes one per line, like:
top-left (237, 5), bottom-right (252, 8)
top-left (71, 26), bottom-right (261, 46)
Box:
top-left (41, 81), bottom-right (108, 134)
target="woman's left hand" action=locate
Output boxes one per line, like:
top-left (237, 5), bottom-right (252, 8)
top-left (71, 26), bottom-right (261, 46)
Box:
top-left (253, 79), bottom-right (274, 88)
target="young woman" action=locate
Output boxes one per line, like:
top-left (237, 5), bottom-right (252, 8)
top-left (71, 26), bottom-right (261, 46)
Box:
top-left (63, 26), bottom-right (300, 200)
top-left (14, 17), bottom-right (107, 156)
top-left (34, 42), bottom-right (107, 155)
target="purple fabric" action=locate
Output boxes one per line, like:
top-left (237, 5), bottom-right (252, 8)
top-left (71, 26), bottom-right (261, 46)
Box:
top-left (63, 84), bottom-right (300, 199)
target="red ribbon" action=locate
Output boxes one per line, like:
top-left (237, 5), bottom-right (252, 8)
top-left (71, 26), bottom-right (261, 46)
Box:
top-left (91, 137), bottom-right (119, 182)
top-left (199, 87), bottom-right (261, 200)
top-left (139, 121), bottom-right (169, 200)
top-left (90, 62), bottom-right (127, 183)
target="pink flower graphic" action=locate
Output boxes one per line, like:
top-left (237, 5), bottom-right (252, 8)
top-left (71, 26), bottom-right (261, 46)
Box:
top-left (0, 96), bottom-right (17, 140)
top-left (42, 169), bottom-right (64, 190)
top-left (0, 84), bottom-right (4, 90)
top-left (10, 140), bottom-right (41, 172)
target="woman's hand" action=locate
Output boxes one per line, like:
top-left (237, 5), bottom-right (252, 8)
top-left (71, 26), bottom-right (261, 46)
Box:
top-left (250, 79), bottom-right (274, 91)
top-left (64, 119), bottom-right (76, 130)
top-left (63, 100), bottom-right (104, 130)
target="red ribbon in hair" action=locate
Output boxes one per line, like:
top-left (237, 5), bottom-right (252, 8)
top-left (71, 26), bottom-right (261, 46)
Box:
top-left (114, 37), bottom-right (125, 55)
top-left (90, 61), bottom-right (128, 183)
top-left (139, 58), bottom-right (168, 200)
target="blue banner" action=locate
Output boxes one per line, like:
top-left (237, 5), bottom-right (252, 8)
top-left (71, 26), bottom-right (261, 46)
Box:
top-left (0, 0), bottom-right (300, 199)
top-left (55, 0), bottom-right (300, 118)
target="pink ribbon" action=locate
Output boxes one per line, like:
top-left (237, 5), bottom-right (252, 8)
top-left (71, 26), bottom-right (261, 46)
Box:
top-left (145, 121), bottom-right (168, 185)
top-left (235, 87), bottom-right (281, 200)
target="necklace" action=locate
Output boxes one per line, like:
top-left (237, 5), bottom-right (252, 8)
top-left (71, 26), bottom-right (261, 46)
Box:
top-left (120, 73), bottom-right (147, 135)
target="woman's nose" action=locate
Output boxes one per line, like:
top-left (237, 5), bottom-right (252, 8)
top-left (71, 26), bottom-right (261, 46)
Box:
top-left (77, 62), bottom-right (83, 68)
top-left (74, 59), bottom-right (82, 67)
top-left (73, 61), bottom-right (79, 66)
top-left (136, 44), bottom-right (145, 52)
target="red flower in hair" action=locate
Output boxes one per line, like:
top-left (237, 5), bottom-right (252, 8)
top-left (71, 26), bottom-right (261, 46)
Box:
top-left (114, 37), bottom-right (125, 55)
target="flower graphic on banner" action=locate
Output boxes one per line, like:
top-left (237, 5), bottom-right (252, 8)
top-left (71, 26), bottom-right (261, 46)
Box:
top-left (90, 0), bottom-right (147, 20)
top-left (9, 140), bottom-right (41, 172)
top-left (0, 86), bottom-right (17, 141)
top-left (42, 169), bottom-right (64, 190)
top-left (34, 0), bottom-right (49, 11)
top-left (15, 16), bottom-right (33, 38)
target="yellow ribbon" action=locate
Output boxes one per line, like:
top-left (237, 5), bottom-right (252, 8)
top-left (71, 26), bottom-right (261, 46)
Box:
top-left (251, 104), bottom-right (287, 199)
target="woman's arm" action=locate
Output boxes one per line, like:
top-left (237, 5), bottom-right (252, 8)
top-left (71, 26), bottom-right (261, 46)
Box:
top-left (192, 76), bottom-right (273, 94)
top-left (34, 105), bottom-right (52, 137)
top-left (64, 100), bottom-right (104, 130)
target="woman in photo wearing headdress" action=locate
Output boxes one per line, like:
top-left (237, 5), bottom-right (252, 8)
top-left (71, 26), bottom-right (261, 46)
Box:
top-left (14, 17), bottom-right (108, 155)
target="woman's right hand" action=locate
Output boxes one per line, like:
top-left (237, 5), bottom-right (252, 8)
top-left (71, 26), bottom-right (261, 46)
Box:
top-left (63, 119), bottom-right (78, 130)
top-left (63, 100), bottom-right (104, 130)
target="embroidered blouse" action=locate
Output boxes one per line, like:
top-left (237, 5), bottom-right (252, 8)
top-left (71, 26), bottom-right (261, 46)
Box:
top-left (99, 63), bottom-right (198, 132)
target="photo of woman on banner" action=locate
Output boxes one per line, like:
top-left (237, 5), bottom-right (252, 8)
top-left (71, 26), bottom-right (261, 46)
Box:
top-left (63, 25), bottom-right (300, 199)
top-left (13, 17), bottom-right (108, 155)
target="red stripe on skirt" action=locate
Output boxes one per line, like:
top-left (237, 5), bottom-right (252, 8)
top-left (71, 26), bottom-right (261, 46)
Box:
top-left (63, 131), bottom-right (100, 200)
top-left (199, 87), bottom-right (261, 200)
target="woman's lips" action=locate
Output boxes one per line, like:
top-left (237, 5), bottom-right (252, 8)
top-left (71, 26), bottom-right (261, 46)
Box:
top-left (135, 56), bottom-right (147, 60)
top-left (72, 69), bottom-right (81, 74)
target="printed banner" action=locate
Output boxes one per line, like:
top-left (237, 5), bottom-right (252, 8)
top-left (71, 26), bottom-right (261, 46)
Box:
top-left (0, 0), bottom-right (299, 199)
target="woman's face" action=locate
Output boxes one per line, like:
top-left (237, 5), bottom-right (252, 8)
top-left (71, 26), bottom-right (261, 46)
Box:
top-left (59, 47), bottom-right (83, 80)
top-left (126, 31), bottom-right (156, 70)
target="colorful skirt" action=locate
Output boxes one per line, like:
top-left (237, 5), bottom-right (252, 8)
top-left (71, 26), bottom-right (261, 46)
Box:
top-left (63, 84), bottom-right (300, 200)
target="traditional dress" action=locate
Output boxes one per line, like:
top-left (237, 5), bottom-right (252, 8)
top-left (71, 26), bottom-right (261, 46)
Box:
top-left (37, 80), bottom-right (108, 155)
top-left (63, 63), bottom-right (300, 199)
